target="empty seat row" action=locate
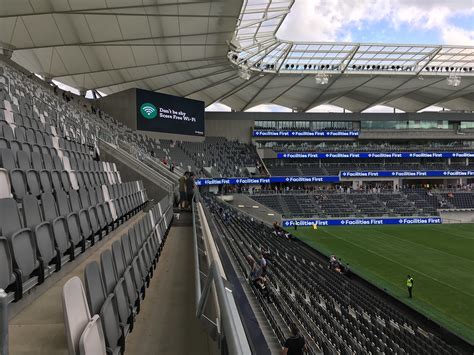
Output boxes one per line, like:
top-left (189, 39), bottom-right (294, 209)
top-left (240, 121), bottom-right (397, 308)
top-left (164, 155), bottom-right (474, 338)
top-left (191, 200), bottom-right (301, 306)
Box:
top-left (1, 108), bottom-right (93, 154)
top-left (63, 200), bottom-right (172, 355)
top-left (0, 180), bottom-right (148, 303)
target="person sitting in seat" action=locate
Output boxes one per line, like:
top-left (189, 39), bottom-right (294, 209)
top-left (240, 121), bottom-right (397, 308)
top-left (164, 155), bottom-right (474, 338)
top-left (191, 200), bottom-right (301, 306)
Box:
top-left (246, 255), bottom-right (271, 303)
top-left (261, 247), bottom-right (271, 262)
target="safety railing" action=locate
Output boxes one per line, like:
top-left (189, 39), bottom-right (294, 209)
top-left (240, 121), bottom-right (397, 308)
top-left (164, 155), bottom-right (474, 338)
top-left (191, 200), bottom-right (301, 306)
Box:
top-left (0, 289), bottom-right (7, 355)
top-left (99, 138), bottom-right (176, 196)
top-left (192, 193), bottom-right (252, 355)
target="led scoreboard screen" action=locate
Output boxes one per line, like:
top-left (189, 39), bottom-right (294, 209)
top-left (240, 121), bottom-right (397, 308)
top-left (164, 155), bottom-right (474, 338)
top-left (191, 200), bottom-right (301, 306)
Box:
top-left (136, 89), bottom-right (205, 136)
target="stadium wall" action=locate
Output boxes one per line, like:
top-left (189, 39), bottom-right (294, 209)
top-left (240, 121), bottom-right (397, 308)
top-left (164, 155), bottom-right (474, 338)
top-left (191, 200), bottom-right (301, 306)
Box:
top-left (96, 88), bottom-right (137, 129)
top-left (204, 111), bottom-right (474, 143)
top-left (440, 211), bottom-right (474, 223)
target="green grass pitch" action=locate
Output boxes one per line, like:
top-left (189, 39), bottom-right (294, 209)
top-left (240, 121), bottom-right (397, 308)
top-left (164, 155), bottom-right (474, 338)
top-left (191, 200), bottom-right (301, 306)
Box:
top-left (291, 224), bottom-right (474, 344)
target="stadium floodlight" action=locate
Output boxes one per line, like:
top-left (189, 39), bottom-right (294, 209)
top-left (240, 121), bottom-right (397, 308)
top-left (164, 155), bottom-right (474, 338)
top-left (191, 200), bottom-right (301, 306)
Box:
top-left (238, 67), bottom-right (251, 81)
top-left (315, 73), bottom-right (329, 85)
top-left (446, 73), bottom-right (461, 87)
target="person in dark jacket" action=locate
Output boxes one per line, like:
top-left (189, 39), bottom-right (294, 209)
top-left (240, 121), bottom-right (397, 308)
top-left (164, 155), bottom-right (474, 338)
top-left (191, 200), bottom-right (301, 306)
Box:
top-left (282, 322), bottom-right (306, 355)
top-left (186, 172), bottom-right (195, 206)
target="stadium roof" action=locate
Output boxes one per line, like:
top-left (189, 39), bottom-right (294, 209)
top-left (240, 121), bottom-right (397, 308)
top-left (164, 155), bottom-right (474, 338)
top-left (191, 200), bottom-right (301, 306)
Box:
top-left (1, 0), bottom-right (473, 112)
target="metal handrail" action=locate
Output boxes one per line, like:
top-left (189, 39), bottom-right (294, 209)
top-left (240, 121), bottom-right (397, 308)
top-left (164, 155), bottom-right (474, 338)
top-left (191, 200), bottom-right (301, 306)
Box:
top-left (192, 193), bottom-right (252, 355)
top-left (0, 289), bottom-right (7, 355)
top-left (99, 139), bottom-right (176, 195)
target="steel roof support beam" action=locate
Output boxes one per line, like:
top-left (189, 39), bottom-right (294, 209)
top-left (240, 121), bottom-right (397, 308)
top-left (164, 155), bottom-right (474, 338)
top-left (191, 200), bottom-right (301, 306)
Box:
top-left (52, 57), bottom-right (226, 78)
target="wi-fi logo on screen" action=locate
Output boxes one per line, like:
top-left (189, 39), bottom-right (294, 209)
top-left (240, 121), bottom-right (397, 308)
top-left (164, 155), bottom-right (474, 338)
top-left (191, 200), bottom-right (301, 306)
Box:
top-left (140, 103), bottom-right (158, 119)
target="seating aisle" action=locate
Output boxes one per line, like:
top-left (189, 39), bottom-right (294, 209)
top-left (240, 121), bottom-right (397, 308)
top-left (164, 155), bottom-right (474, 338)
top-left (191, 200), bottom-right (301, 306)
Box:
top-left (8, 212), bottom-right (144, 355)
top-left (125, 215), bottom-right (216, 355)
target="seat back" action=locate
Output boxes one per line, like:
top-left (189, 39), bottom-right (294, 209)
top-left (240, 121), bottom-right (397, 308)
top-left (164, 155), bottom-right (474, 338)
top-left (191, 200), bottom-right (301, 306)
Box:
top-left (99, 295), bottom-right (122, 354)
top-left (0, 197), bottom-right (22, 238)
top-left (79, 315), bottom-right (107, 355)
top-left (111, 241), bottom-right (125, 278)
top-left (11, 229), bottom-right (39, 281)
top-left (0, 169), bottom-right (12, 198)
top-left (0, 236), bottom-right (16, 291)
top-left (62, 277), bottom-right (91, 355)
top-left (84, 261), bottom-right (107, 316)
top-left (114, 278), bottom-right (131, 328)
top-left (100, 250), bottom-right (117, 295)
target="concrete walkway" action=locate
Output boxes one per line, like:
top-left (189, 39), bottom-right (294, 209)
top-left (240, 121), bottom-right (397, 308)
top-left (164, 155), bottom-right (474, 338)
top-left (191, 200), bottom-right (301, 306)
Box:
top-left (8, 213), bottom-right (144, 355)
top-left (125, 225), bottom-right (216, 355)
top-left (8, 213), bottom-right (215, 355)
top-left (229, 193), bottom-right (281, 225)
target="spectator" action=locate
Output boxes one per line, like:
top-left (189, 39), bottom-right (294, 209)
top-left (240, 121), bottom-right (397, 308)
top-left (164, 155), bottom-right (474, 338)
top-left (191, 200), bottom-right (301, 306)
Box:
top-left (261, 247), bottom-right (271, 262)
top-left (186, 172), bottom-right (195, 206)
top-left (247, 255), bottom-right (271, 302)
top-left (281, 322), bottom-right (306, 355)
top-left (178, 172), bottom-right (188, 210)
top-left (259, 253), bottom-right (268, 277)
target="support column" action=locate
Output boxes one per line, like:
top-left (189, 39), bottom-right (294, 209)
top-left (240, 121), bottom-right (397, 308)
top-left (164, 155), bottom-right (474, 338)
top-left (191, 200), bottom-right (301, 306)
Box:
top-left (0, 42), bottom-right (13, 59)
top-left (352, 180), bottom-right (361, 190)
top-left (393, 178), bottom-right (400, 191)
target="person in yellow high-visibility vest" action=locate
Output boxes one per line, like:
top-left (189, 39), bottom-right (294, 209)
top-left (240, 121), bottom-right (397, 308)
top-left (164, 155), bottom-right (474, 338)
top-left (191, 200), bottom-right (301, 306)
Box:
top-left (406, 275), bottom-right (414, 298)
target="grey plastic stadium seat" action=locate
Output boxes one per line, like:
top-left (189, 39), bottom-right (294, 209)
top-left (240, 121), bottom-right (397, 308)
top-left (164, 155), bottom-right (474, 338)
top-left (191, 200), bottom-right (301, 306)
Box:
top-left (22, 195), bottom-right (59, 272)
top-left (100, 250), bottom-right (118, 295)
top-left (51, 170), bottom-right (62, 191)
top-left (69, 189), bottom-right (82, 212)
top-left (0, 168), bottom-right (12, 198)
top-left (40, 192), bottom-right (59, 221)
top-left (113, 278), bottom-right (132, 335)
top-left (0, 123), bottom-right (14, 141)
top-left (99, 295), bottom-right (123, 355)
top-left (0, 148), bottom-right (16, 169)
top-left (56, 189), bottom-right (71, 215)
top-left (15, 126), bottom-right (26, 143)
top-left (0, 236), bottom-right (20, 302)
top-left (16, 150), bottom-right (30, 169)
top-left (131, 257), bottom-right (145, 297)
top-left (123, 266), bottom-right (139, 313)
top-left (78, 208), bottom-right (95, 245)
top-left (84, 261), bottom-right (107, 316)
top-left (121, 233), bottom-right (133, 266)
top-left (0, 197), bottom-right (23, 238)
top-left (11, 228), bottom-right (43, 285)
top-left (67, 210), bottom-right (86, 254)
top-left (31, 151), bottom-right (43, 170)
top-left (62, 276), bottom-right (91, 355)
top-left (79, 315), bottom-right (107, 355)
top-left (51, 217), bottom-right (73, 264)
top-left (10, 169), bottom-right (27, 199)
top-left (112, 241), bottom-right (126, 278)
top-left (26, 170), bottom-right (41, 196)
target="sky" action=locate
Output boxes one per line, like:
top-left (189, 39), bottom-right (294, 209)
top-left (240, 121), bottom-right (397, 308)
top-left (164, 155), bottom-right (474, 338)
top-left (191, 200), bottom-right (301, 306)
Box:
top-left (277, 0), bottom-right (474, 45)
top-left (207, 0), bottom-right (473, 112)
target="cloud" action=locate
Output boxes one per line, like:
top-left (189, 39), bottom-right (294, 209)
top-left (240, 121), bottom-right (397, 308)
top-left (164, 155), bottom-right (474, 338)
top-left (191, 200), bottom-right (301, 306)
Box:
top-left (205, 102), bottom-right (232, 112)
top-left (277, 0), bottom-right (474, 45)
top-left (362, 105), bottom-right (399, 113)
top-left (307, 104), bottom-right (347, 113)
top-left (245, 104), bottom-right (292, 112)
